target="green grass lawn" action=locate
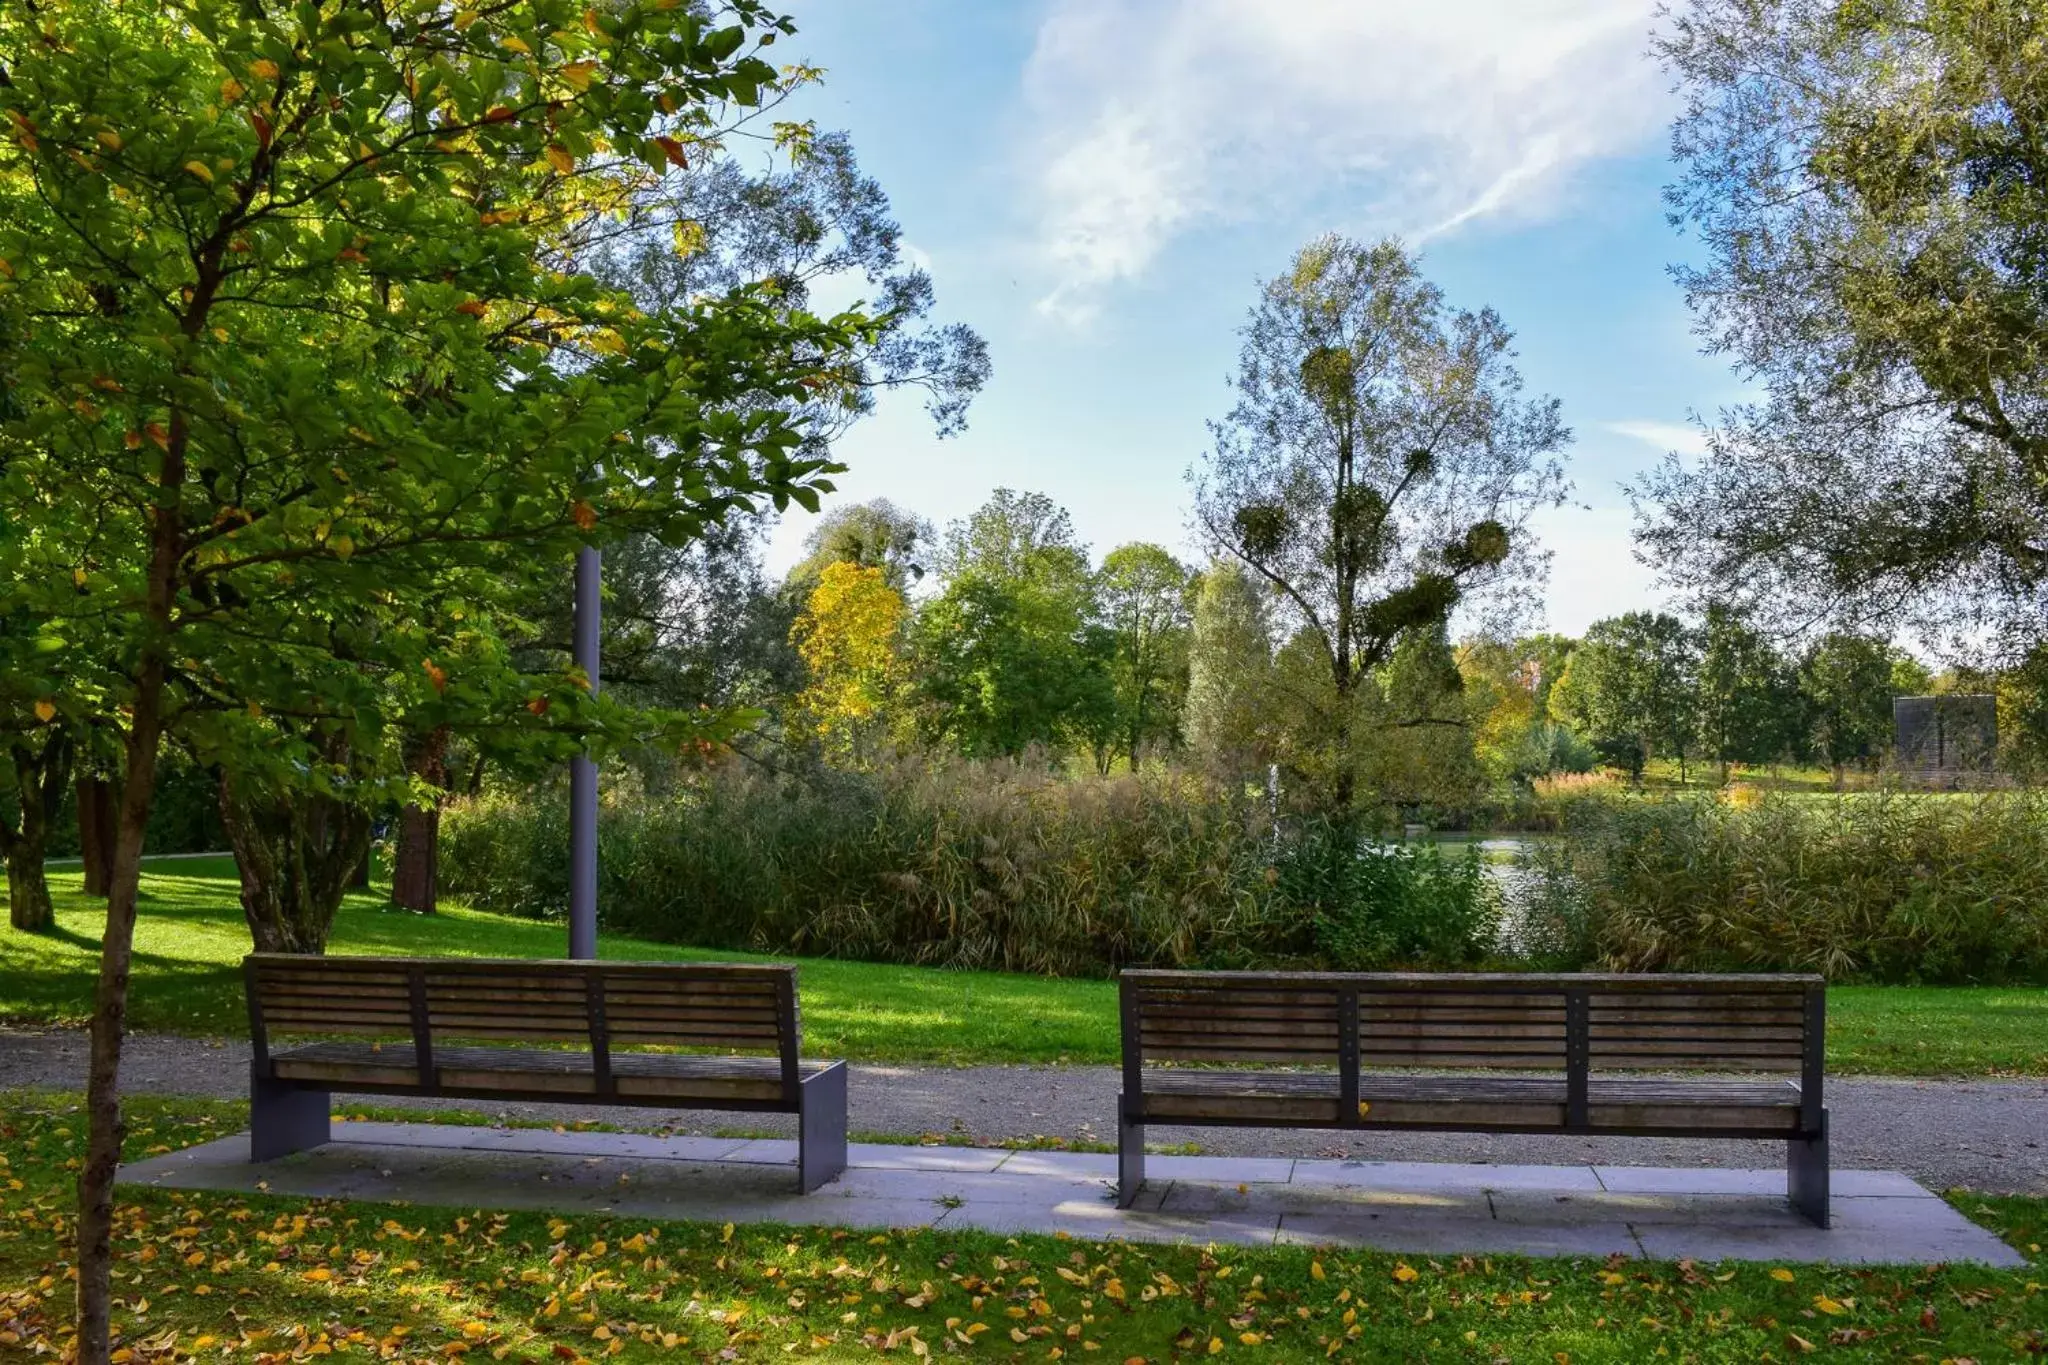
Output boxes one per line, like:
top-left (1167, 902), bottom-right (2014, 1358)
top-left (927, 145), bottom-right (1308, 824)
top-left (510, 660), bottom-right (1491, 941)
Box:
top-left (4, 857), bottom-right (2047, 1075)
top-left (2, 1092), bottom-right (2043, 1363)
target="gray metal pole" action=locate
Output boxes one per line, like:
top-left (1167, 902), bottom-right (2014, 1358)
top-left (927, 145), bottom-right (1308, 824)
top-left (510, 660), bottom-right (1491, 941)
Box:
top-left (568, 544), bottom-right (601, 959)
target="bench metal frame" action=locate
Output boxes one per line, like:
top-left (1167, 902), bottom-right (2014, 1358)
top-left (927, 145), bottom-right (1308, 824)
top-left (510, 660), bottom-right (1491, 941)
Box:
top-left (1118, 969), bottom-right (1829, 1227)
top-left (245, 954), bottom-right (847, 1193)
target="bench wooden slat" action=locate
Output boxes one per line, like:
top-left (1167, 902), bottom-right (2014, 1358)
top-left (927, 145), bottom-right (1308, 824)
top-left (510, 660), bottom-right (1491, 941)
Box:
top-left (1118, 968), bottom-right (1828, 1219)
top-left (248, 954), bottom-right (813, 1097)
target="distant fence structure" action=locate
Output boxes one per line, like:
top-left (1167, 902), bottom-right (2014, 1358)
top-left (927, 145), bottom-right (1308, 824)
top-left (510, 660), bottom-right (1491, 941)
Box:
top-left (1893, 694), bottom-right (1997, 785)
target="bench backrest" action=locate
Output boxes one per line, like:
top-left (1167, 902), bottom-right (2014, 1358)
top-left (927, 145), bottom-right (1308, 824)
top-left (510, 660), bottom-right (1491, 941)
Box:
top-left (1123, 971), bottom-right (1825, 1115)
top-left (246, 954), bottom-right (801, 1070)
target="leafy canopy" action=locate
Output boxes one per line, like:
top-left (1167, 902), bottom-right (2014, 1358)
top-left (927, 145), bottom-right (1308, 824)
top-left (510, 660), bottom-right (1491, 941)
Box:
top-left (0, 0), bottom-right (875, 784)
top-left (1639, 0), bottom-right (2048, 656)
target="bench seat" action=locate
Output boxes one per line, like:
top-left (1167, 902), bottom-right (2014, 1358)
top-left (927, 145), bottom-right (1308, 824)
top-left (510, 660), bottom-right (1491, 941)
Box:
top-left (1119, 970), bottom-right (1830, 1226)
top-left (271, 1042), bottom-right (840, 1105)
top-left (245, 954), bottom-right (848, 1192)
top-left (1139, 1069), bottom-right (1803, 1133)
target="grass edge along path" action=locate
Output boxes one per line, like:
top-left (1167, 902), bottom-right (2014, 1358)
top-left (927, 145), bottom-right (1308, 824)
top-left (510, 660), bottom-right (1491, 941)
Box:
top-left (2, 858), bottom-right (2046, 1076)
top-left (1, 1092), bottom-right (2044, 1362)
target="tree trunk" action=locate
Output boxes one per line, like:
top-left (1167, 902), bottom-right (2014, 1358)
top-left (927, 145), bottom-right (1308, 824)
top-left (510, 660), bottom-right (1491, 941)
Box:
top-left (391, 805), bottom-right (438, 910)
top-left (76, 663), bottom-right (169, 1363)
top-left (218, 766), bottom-right (372, 956)
top-left (5, 734), bottom-right (71, 932)
top-left (7, 839), bottom-right (54, 932)
top-left (77, 774), bottom-right (118, 898)
top-left (391, 727), bottom-right (449, 914)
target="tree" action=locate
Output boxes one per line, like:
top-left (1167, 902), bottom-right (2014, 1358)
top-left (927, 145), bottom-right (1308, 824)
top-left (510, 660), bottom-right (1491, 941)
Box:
top-left (389, 725), bottom-right (450, 915)
top-left (1192, 236), bottom-right (1570, 811)
top-left (1096, 543), bottom-right (1195, 768)
top-left (790, 560), bottom-right (910, 763)
top-left (1184, 559), bottom-right (1276, 784)
top-left (1549, 613), bottom-right (1701, 783)
top-left (1638, 0), bottom-right (2048, 658)
top-left (0, 4), bottom-right (877, 1356)
top-left (1359, 626), bottom-right (1489, 813)
top-left (1, 535), bottom-right (87, 929)
top-left (912, 490), bottom-right (1110, 758)
top-left (2, 724), bottom-right (71, 932)
top-left (1460, 636), bottom-right (1595, 788)
top-left (786, 498), bottom-right (934, 596)
top-left (1696, 603), bottom-right (1802, 781)
top-left (1798, 633), bottom-right (1901, 786)
top-left (592, 130), bottom-right (989, 451)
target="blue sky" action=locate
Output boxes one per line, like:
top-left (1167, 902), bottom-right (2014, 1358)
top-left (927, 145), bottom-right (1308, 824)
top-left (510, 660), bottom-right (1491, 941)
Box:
top-left (762, 0), bottom-right (1754, 636)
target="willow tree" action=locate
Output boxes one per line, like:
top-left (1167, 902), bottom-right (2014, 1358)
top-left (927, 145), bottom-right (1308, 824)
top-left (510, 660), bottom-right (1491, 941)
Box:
top-left (1192, 236), bottom-right (1570, 810)
top-left (0, 2), bottom-right (878, 1357)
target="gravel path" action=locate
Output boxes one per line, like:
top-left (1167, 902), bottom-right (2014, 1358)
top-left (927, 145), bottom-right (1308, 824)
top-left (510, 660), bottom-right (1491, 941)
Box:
top-left (6, 1028), bottom-right (2044, 1195)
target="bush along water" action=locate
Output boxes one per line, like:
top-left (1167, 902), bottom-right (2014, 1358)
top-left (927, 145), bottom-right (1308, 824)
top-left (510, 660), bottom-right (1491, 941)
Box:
top-left (1283, 822), bottom-right (1499, 970)
top-left (438, 759), bottom-right (1502, 977)
top-left (1516, 789), bottom-right (2048, 983)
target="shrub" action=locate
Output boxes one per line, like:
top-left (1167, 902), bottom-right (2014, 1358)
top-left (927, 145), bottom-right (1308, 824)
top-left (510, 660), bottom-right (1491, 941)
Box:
top-left (440, 759), bottom-right (1502, 976)
top-left (1291, 828), bottom-right (1499, 969)
top-left (1520, 791), bottom-right (2048, 983)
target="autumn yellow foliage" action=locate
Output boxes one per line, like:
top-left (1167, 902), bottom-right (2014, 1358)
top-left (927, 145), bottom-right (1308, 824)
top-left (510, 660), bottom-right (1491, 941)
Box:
top-left (789, 561), bottom-right (910, 762)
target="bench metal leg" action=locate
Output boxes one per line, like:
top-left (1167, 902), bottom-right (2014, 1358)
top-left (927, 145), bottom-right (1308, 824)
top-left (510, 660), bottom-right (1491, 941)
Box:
top-left (1788, 1109), bottom-right (1829, 1228)
top-left (798, 1063), bottom-right (848, 1194)
top-left (250, 1074), bottom-right (330, 1161)
top-left (1116, 1093), bottom-right (1145, 1209)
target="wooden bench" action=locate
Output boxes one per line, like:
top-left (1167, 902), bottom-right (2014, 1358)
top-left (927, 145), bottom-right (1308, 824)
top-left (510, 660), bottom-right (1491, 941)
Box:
top-left (1118, 970), bottom-right (1829, 1226)
top-left (244, 954), bottom-right (847, 1193)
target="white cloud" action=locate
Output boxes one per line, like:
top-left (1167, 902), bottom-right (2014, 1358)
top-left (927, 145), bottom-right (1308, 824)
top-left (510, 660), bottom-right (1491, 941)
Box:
top-left (1024, 0), bottom-right (1669, 321)
top-left (1604, 419), bottom-right (1711, 459)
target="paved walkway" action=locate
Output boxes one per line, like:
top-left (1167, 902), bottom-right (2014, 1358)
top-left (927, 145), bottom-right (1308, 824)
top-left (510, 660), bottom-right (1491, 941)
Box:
top-left (118, 1121), bottom-right (2025, 1266)
top-left (8, 1029), bottom-right (2046, 1194)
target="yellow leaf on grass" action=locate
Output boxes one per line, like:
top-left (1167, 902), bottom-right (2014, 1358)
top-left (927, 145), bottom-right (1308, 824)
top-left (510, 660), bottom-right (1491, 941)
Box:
top-left (1238, 1332), bottom-right (1263, 1345)
top-left (1311, 1261), bottom-right (1325, 1281)
top-left (1207, 1339), bottom-right (1223, 1356)
top-left (1392, 1264), bottom-right (1418, 1283)
top-left (1769, 1268), bottom-right (1796, 1283)
top-left (1813, 1295), bottom-right (1845, 1316)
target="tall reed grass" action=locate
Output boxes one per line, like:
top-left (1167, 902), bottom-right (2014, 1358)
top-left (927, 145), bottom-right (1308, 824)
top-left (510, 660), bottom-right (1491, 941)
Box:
top-left (438, 758), bottom-right (1498, 976)
top-left (1516, 790), bottom-right (2048, 983)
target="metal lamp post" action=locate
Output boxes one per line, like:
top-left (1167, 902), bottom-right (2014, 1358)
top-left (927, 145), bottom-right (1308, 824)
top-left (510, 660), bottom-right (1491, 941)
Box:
top-left (568, 543), bottom-right (600, 959)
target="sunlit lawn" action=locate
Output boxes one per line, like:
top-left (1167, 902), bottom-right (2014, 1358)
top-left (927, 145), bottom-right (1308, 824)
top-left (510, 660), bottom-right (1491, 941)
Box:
top-left (1, 1092), bottom-right (2043, 1362)
top-left (4, 857), bottom-right (2045, 1075)
top-left (1, 858), bottom-right (1114, 1065)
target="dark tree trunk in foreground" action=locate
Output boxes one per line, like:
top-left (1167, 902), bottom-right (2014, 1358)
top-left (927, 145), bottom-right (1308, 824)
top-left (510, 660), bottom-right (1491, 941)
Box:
top-left (218, 765), bottom-right (372, 956)
top-left (77, 595), bottom-right (175, 1362)
top-left (4, 733), bottom-right (74, 933)
top-left (77, 774), bottom-right (117, 898)
top-left (391, 726), bottom-right (449, 914)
